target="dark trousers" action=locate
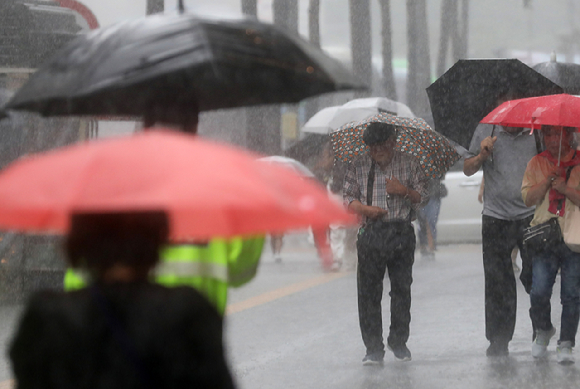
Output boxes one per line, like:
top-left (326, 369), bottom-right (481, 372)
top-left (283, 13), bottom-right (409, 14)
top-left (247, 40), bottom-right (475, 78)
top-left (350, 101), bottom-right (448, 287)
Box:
top-left (356, 221), bottom-right (415, 356)
top-left (482, 214), bottom-right (533, 344)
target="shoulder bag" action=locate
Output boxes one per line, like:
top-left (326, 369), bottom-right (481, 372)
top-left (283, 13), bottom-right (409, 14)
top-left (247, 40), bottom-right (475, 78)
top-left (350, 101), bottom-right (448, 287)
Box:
top-left (563, 202), bottom-right (580, 252)
top-left (523, 217), bottom-right (562, 253)
top-left (563, 165), bottom-right (580, 252)
top-left (523, 163), bottom-right (577, 253)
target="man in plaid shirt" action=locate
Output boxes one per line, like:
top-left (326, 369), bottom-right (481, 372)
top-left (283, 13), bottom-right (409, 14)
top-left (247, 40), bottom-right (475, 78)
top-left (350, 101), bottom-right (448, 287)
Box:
top-left (343, 122), bottom-right (429, 365)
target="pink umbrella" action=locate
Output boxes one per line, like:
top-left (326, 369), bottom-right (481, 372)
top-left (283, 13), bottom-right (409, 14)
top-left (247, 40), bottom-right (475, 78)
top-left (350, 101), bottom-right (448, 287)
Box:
top-left (0, 130), bottom-right (355, 240)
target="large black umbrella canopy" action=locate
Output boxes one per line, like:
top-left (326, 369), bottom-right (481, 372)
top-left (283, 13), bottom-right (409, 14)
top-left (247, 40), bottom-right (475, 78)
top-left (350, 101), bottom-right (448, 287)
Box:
top-left (532, 56), bottom-right (580, 95)
top-left (3, 13), bottom-right (364, 126)
top-left (426, 59), bottom-right (563, 150)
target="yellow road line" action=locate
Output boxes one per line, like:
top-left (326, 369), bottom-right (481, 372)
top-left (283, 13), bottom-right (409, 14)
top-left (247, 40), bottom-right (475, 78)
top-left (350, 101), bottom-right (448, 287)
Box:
top-left (226, 271), bottom-right (348, 315)
top-left (0, 273), bottom-right (349, 388)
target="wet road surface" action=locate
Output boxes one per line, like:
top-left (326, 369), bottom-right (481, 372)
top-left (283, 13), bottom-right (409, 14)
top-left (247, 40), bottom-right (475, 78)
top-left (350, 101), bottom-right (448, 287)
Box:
top-left (226, 242), bottom-right (577, 389)
top-left (0, 240), bottom-right (576, 389)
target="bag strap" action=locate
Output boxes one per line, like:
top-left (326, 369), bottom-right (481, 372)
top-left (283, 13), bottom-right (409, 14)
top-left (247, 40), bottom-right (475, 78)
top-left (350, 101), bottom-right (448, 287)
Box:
top-left (556, 152), bottom-right (577, 213)
top-left (367, 160), bottom-right (375, 206)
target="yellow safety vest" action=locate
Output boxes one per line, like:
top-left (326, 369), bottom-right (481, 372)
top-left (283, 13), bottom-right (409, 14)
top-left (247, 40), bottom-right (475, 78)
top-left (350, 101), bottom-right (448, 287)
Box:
top-left (64, 236), bottom-right (264, 315)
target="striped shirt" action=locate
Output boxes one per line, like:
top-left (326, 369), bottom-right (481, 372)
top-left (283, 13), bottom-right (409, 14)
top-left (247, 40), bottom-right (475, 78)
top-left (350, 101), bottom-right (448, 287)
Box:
top-left (343, 152), bottom-right (429, 223)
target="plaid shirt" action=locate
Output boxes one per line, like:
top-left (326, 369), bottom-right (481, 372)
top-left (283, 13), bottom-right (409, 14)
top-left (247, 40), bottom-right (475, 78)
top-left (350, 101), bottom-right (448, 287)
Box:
top-left (343, 152), bottom-right (429, 224)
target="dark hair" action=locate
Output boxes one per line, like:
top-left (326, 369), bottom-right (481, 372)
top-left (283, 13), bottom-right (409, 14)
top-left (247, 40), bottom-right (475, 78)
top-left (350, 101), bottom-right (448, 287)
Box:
top-left (362, 122), bottom-right (397, 145)
top-left (65, 211), bottom-right (169, 279)
top-left (143, 100), bottom-right (199, 134)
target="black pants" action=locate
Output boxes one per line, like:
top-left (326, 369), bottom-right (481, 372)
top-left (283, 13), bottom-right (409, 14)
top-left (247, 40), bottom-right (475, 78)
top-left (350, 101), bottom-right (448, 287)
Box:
top-left (482, 214), bottom-right (533, 344)
top-left (356, 220), bottom-right (415, 356)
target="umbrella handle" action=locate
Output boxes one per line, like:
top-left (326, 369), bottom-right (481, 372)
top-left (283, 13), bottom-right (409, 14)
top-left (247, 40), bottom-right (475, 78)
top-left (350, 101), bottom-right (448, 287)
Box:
top-left (488, 125), bottom-right (495, 164)
top-left (558, 131), bottom-right (562, 167)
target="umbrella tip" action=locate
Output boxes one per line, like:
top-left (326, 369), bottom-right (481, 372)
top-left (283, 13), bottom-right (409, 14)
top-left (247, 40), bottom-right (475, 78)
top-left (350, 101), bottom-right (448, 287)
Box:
top-left (178, 0), bottom-right (185, 13)
top-left (550, 51), bottom-right (557, 63)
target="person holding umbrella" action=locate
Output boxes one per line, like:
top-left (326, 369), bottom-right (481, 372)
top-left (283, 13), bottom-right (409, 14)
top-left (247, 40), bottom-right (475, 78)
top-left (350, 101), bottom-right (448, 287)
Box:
top-left (331, 112), bottom-right (458, 364)
top-left (64, 233), bottom-right (264, 316)
top-left (10, 211), bottom-right (236, 389)
top-left (522, 125), bottom-right (580, 364)
top-left (463, 95), bottom-right (541, 358)
top-left (342, 122), bottom-right (429, 364)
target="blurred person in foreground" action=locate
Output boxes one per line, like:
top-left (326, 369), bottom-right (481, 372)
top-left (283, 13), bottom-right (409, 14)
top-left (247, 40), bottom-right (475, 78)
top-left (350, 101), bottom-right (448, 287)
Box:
top-left (65, 227), bottom-right (264, 317)
top-left (464, 113), bottom-right (541, 357)
top-left (522, 125), bottom-right (580, 364)
top-left (10, 211), bottom-right (235, 389)
top-left (65, 116), bottom-right (265, 315)
top-left (343, 122), bottom-right (428, 365)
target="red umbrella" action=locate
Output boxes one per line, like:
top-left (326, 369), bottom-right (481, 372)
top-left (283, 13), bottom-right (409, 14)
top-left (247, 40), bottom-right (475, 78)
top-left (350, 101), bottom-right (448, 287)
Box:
top-left (0, 130), bottom-right (355, 240)
top-left (480, 93), bottom-right (580, 129)
top-left (481, 93), bottom-right (580, 166)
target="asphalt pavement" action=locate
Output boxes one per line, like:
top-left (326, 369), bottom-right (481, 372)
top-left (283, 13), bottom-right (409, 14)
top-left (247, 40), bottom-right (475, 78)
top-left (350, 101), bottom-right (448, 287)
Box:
top-left (0, 236), bottom-right (576, 389)
top-left (226, 236), bottom-right (578, 389)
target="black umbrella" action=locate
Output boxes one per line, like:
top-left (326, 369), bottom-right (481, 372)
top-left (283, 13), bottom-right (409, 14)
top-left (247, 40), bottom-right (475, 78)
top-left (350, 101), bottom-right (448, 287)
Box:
top-left (284, 133), bottom-right (330, 164)
top-left (532, 55), bottom-right (580, 95)
top-left (426, 59), bottom-right (563, 150)
top-left (3, 12), bottom-right (364, 129)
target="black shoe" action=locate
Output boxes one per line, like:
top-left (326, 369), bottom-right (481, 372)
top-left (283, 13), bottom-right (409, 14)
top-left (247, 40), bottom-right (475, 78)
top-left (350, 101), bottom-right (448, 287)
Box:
top-left (387, 344), bottom-right (412, 361)
top-left (486, 341), bottom-right (509, 357)
top-left (362, 352), bottom-right (384, 366)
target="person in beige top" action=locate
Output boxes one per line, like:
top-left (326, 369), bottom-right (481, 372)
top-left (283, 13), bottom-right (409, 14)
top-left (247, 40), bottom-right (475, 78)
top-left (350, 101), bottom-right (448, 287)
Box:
top-left (521, 125), bottom-right (580, 364)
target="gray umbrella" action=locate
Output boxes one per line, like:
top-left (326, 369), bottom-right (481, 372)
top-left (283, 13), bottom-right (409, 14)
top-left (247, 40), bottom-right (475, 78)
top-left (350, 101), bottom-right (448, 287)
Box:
top-left (532, 53), bottom-right (580, 95)
top-left (3, 12), bottom-right (364, 129)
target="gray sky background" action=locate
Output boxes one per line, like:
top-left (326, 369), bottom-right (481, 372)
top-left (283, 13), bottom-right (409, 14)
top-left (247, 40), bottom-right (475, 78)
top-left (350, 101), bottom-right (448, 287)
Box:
top-left (79, 0), bottom-right (580, 69)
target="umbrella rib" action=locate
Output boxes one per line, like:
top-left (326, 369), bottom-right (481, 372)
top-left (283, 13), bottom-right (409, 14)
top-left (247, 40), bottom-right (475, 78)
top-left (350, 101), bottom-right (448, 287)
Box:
top-left (130, 46), bottom-right (202, 72)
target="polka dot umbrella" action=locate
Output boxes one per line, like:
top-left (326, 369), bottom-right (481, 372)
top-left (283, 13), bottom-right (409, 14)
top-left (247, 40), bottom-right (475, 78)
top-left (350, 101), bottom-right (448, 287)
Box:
top-left (330, 112), bottom-right (461, 179)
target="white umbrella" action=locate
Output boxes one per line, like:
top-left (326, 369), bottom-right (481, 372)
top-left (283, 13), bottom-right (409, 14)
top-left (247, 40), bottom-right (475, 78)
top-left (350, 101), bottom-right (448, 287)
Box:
top-left (342, 97), bottom-right (415, 118)
top-left (301, 97), bottom-right (415, 136)
top-left (257, 156), bottom-right (315, 178)
top-left (301, 105), bottom-right (378, 134)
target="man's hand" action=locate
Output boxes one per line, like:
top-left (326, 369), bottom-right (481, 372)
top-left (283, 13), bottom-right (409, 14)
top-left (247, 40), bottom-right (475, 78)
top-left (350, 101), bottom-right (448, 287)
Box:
top-left (348, 200), bottom-right (388, 219)
top-left (364, 205), bottom-right (388, 219)
top-left (385, 177), bottom-right (406, 196)
top-left (479, 136), bottom-right (497, 160)
top-left (464, 136), bottom-right (497, 176)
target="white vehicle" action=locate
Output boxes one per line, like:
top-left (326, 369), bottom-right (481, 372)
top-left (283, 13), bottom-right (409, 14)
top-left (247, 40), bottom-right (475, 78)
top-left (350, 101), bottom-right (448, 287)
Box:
top-left (437, 168), bottom-right (484, 244)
